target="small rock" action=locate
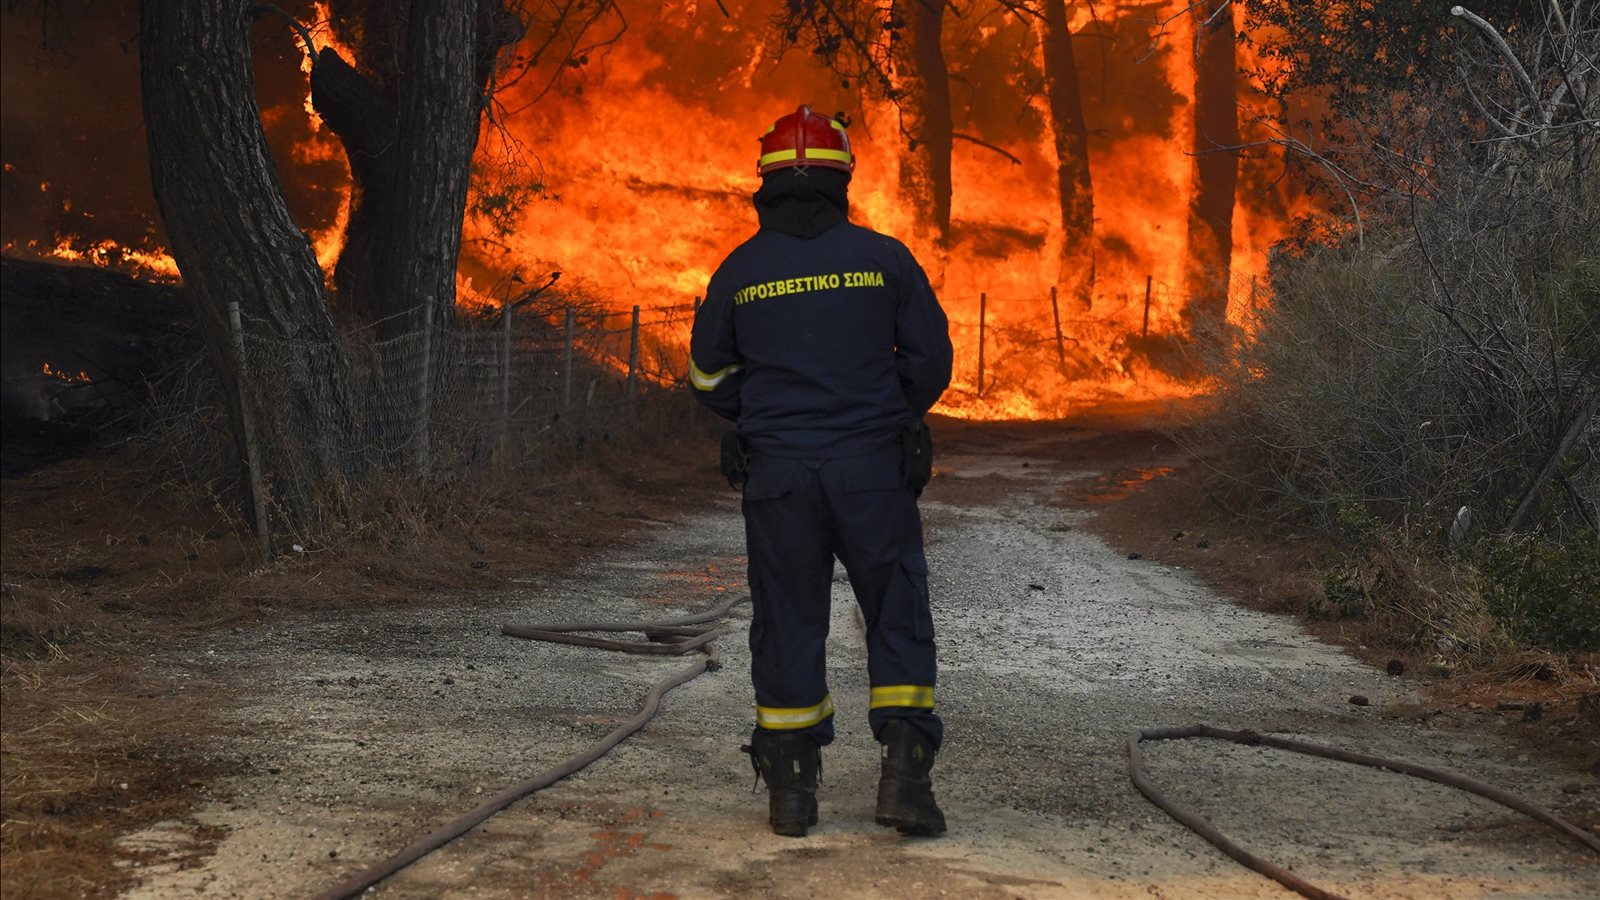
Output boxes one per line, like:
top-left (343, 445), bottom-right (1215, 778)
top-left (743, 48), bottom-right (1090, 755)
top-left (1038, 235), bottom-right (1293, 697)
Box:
top-left (1562, 783), bottom-right (1582, 794)
top-left (1349, 695), bottom-right (1370, 707)
top-left (1386, 659), bottom-right (1405, 677)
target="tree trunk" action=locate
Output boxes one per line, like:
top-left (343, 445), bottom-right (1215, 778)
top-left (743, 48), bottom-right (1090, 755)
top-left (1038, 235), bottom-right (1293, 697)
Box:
top-left (1182, 0), bottom-right (1241, 333)
top-left (141, 0), bottom-right (357, 521)
top-left (312, 0), bottom-right (520, 334)
top-left (892, 0), bottom-right (953, 257)
top-left (1041, 0), bottom-right (1095, 309)
top-left (309, 49), bottom-right (398, 329)
top-left (369, 0), bottom-right (483, 332)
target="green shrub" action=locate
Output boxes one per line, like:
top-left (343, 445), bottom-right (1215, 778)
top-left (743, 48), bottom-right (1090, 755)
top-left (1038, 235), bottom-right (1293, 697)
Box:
top-left (1482, 534), bottom-right (1600, 651)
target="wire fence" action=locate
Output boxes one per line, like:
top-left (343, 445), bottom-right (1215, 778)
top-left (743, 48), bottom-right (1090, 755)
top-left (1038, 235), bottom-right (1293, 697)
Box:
top-left (224, 272), bottom-right (1264, 553)
top-left (228, 298), bottom-right (701, 554)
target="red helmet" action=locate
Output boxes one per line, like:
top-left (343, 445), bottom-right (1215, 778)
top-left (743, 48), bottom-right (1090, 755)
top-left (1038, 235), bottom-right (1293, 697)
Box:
top-left (757, 105), bottom-right (854, 175)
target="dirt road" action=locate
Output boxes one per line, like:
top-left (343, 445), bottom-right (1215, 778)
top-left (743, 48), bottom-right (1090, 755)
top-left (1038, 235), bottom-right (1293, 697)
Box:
top-left (119, 424), bottom-right (1598, 898)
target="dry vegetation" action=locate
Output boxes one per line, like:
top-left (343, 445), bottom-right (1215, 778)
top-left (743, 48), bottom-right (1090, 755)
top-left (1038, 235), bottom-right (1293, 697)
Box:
top-left (1186, 6), bottom-right (1597, 663)
top-left (0, 384), bottom-right (721, 899)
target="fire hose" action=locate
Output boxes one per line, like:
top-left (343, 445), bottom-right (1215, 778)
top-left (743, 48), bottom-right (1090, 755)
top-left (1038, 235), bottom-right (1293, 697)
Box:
top-left (310, 592), bottom-right (748, 900)
top-left (1129, 723), bottom-right (1600, 900)
top-left (308, 589), bottom-right (1596, 899)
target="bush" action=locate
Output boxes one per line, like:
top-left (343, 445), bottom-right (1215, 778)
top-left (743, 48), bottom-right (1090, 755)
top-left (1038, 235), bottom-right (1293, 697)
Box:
top-left (1482, 534), bottom-right (1600, 651)
top-left (1190, 8), bottom-right (1598, 665)
top-left (1201, 8), bottom-right (1599, 542)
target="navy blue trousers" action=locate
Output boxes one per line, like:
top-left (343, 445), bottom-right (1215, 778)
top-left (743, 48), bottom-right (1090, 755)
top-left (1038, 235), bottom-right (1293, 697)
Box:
top-left (741, 447), bottom-right (942, 749)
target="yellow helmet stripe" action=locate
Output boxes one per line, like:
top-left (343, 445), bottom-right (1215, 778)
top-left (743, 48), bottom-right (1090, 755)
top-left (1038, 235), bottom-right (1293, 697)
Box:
top-left (756, 694), bottom-right (835, 729)
top-left (758, 149), bottom-right (798, 167)
top-left (803, 148), bottom-right (853, 164)
top-left (869, 685), bottom-right (935, 709)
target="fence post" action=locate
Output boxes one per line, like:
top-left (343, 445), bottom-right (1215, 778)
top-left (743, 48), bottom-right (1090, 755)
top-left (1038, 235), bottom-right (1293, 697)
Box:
top-left (1050, 286), bottom-right (1067, 368)
top-left (414, 304), bottom-right (432, 471)
top-left (626, 304), bottom-right (641, 406)
top-left (977, 292), bottom-right (987, 398)
top-left (1141, 275), bottom-right (1153, 339)
top-left (562, 306), bottom-right (575, 408)
top-left (227, 302), bottom-right (272, 562)
top-left (500, 301), bottom-right (512, 459)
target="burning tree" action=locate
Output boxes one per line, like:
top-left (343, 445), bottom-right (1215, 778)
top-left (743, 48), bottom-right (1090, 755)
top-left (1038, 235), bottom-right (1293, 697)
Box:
top-left (775, 0), bottom-right (955, 256)
top-left (139, 0), bottom-right (614, 525)
top-left (1038, 1), bottom-right (1096, 308)
top-left (1180, 0), bottom-right (1239, 332)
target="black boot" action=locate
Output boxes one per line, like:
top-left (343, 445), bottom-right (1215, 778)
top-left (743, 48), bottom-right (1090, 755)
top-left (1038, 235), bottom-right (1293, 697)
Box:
top-left (743, 731), bottom-right (821, 837)
top-left (875, 719), bottom-right (946, 836)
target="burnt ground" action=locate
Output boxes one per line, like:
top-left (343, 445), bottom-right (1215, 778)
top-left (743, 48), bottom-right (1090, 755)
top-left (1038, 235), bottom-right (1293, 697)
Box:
top-left (14, 409), bottom-right (1587, 899)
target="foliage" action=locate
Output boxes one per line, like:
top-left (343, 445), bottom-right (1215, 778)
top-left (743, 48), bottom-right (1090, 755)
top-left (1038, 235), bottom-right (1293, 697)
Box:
top-left (1482, 534), bottom-right (1600, 651)
top-left (1203, 5), bottom-right (1599, 540)
top-left (1192, 6), bottom-right (1598, 664)
top-left (1239, 0), bottom-right (1540, 107)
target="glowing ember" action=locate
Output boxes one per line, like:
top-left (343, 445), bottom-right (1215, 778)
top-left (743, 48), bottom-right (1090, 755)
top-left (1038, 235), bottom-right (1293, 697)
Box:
top-left (41, 362), bottom-right (91, 384)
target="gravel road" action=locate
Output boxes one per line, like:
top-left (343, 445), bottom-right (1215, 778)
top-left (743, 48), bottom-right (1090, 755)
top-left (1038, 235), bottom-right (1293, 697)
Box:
top-left (119, 425), bottom-right (1599, 898)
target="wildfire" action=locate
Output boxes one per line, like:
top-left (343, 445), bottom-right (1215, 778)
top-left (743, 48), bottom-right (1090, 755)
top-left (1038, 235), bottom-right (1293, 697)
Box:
top-left (42, 362), bottom-right (91, 384)
top-left (5, 237), bottom-right (181, 282)
top-left (1, 1), bottom-right (1317, 421)
top-left (463, 1), bottom-right (1310, 420)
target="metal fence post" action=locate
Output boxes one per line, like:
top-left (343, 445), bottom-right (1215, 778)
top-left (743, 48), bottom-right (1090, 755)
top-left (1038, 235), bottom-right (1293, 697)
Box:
top-left (626, 304), bottom-right (641, 405)
top-left (500, 300), bottom-right (512, 458)
top-left (414, 304), bottom-right (432, 471)
top-left (227, 301), bottom-right (272, 561)
top-left (1141, 275), bottom-right (1153, 339)
top-left (977, 292), bottom-right (987, 398)
top-left (1050, 286), bottom-right (1067, 368)
top-left (562, 306), bottom-right (575, 408)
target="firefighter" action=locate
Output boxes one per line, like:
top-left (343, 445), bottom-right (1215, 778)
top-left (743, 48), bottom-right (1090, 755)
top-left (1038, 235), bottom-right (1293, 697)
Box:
top-left (688, 105), bottom-right (954, 838)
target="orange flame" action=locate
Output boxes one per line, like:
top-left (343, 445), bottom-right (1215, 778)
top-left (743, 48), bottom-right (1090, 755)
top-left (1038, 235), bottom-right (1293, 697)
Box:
top-left (456, 1), bottom-right (1310, 420)
top-left (5, 237), bottom-right (181, 281)
top-left (42, 362), bottom-right (91, 383)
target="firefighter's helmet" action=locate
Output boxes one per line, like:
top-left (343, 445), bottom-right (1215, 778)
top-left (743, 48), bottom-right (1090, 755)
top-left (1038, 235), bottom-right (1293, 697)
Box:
top-left (758, 105), bottom-right (854, 176)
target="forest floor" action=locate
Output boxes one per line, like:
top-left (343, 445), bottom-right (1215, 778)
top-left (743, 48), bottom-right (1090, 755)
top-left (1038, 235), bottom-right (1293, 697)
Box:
top-left (4, 408), bottom-right (1598, 898)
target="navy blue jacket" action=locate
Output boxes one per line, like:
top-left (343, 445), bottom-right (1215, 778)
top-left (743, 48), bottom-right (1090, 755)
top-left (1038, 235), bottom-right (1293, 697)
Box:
top-left (690, 221), bottom-right (952, 457)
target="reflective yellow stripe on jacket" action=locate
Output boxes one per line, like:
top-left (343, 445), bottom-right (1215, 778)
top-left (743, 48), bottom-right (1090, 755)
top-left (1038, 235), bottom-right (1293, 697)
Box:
top-left (756, 694), bottom-right (834, 730)
top-left (689, 357), bottom-right (740, 391)
top-left (869, 685), bottom-right (935, 710)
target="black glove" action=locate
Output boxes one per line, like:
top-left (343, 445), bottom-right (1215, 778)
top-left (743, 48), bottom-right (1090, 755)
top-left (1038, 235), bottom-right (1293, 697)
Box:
top-left (900, 418), bottom-right (933, 496)
top-left (720, 430), bottom-right (750, 491)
